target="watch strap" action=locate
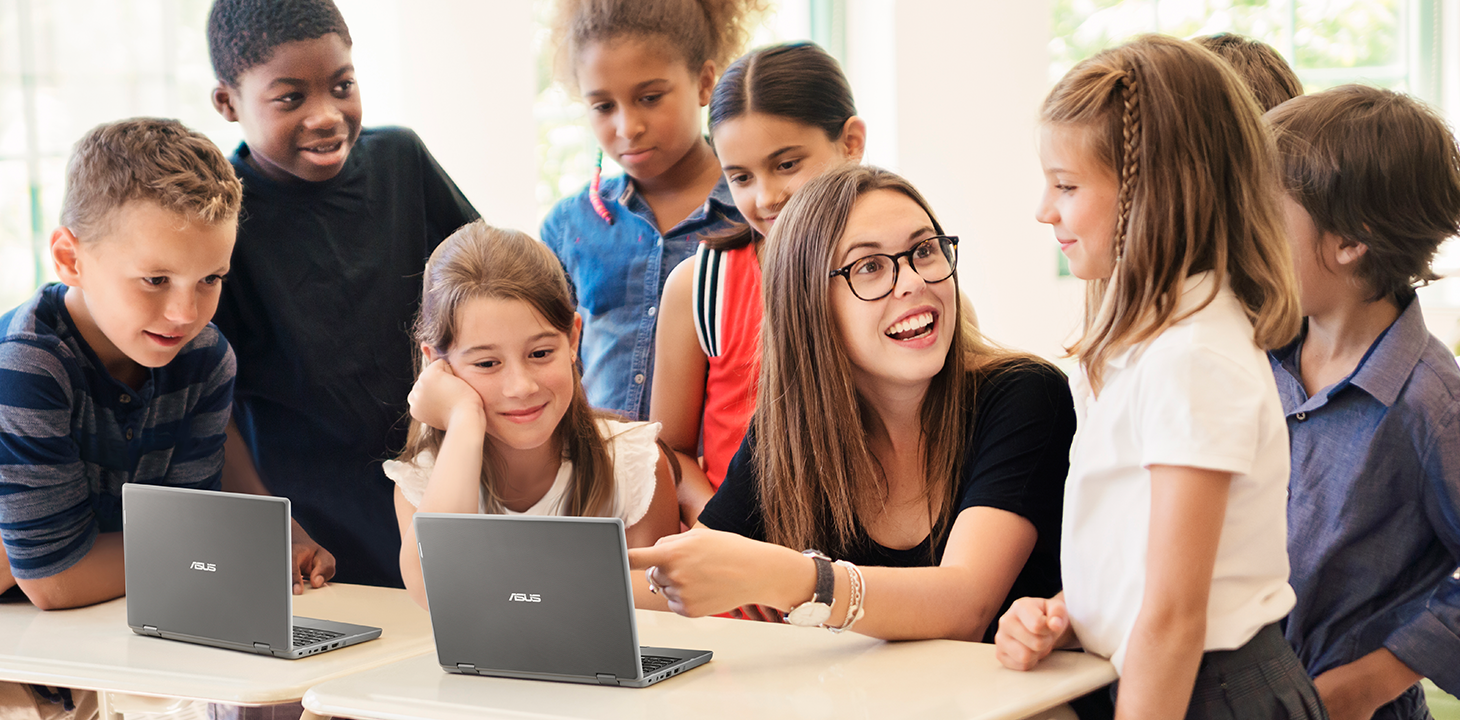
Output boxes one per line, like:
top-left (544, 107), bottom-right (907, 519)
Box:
top-left (806, 550), bottom-right (834, 606)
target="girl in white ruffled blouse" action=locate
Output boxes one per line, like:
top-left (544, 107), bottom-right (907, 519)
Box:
top-left (387, 220), bottom-right (687, 610)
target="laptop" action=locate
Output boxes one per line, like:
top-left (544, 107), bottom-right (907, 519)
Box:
top-left (413, 513), bottom-right (712, 687)
top-left (121, 484), bottom-right (381, 659)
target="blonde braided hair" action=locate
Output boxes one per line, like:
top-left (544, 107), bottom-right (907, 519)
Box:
top-left (1113, 68), bottom-right (1140, 262)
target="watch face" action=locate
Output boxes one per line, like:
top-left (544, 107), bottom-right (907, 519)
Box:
top-left (786, 602), bottom-right (833, 627)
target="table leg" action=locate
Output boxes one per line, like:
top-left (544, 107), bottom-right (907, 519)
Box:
top-left (96, 690), bottom-right (122, 720)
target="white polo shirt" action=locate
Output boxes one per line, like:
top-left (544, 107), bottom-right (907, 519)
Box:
top-left (1061, 271), bottom-right (1294, 674)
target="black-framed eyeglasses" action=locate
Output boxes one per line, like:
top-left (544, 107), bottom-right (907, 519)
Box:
top-left (828, 235), bottom-right (959, 301)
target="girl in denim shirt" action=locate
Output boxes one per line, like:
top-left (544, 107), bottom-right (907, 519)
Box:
top-left (539, 0), bottom-right (763, 421)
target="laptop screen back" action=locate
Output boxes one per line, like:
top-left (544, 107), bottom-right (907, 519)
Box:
top-left (122, 485), bottom-right (293, 650)
top-left (415, 514), bottom-right (640, 680)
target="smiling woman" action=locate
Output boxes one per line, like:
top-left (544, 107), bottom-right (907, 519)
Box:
top-left (627, 164), bottom-right (1076, 643)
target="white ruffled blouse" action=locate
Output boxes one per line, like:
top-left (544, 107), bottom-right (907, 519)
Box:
top-left (382, 419), bottom-right (661, 526)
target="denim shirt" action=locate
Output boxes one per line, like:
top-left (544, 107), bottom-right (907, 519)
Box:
top-left (1271, 298), bottom-right (1460, 709)
top-left (541, 173), bottom-right (741, 419)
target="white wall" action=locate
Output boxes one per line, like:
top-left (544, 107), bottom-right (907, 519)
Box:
top-left (844, 0), bottom-right (1083, 361)
top-left (339, 0), bottom-right (538, 233)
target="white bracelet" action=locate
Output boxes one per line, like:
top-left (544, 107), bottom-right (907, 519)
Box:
top-left (829, 560), bottom-right (865, 633)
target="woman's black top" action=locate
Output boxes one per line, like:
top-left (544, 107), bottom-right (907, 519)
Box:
top-left (697, 362), bottom-right (1076, 642)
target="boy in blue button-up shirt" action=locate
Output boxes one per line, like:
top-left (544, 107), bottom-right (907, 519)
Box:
top-left (1268, 86), bottom-right (1460, 720)
top-left (0, 118), bottom-right (241, 610)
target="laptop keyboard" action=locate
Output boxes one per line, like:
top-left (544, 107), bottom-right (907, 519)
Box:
top-left (292, 626), bottom-right (345, 648)
top-left (641, 655), bottom-right (679, 674)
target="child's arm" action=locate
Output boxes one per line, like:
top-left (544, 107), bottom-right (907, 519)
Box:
top-left (1311, 649), bottom-right (1421, 720)
top-left (626, 446), bottom-right (684, 610)
top-left (1315, 410), bottom-right (1460, 718)
top-left (394, 486), bottom-right (428, 610)
top-left (397, 358), bottom-right (488, 608)
top-left (648, 259), bottom-right (714, 525)
top-left (1113, 464), bottom-right (1230, 720)
top-left (13, 534), bottom-right (126, 610)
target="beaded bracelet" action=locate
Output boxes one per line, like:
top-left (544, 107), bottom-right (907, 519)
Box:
top-left (829, 560), bottom-right (866, 634)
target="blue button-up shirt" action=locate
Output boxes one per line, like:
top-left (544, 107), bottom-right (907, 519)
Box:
top-left (541, 173), bottom-right (741, 419)
top-left (1271, 298), bottom-right (1460, 709)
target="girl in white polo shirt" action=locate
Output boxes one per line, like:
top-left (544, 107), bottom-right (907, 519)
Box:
top-left (993, 35), bottom-right (1328, 719)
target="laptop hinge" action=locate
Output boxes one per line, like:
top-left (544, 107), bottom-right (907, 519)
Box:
top-left (595, 673), bottom-right (617, 686)
top-left (141, 625), bottom-right (161, 637)
top-left (455, 663), bottom-right (477, 674)
top-left (252, 642), bottom-right (272, 655)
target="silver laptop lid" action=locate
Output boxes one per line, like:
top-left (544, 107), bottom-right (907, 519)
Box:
top-left (414, 514), bottom-right (641, 681)
top-left (122, 484), bottom-right (292, 650)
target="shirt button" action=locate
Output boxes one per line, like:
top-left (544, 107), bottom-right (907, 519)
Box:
top-left (634, 374), bottom-right (645, 384)
top-left (1294, 412), bottom-right (1307, 421)
top-left (647, 306), bottom-right (657, 317)
top-left (125, 428), bottom-right (134, 441)
top-left (119, 394), bottom-right (131, 404)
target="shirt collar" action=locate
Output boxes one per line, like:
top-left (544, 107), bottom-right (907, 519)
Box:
top-left (611, 173), bottom-right (737, 225)
top-left (1346, 296), bottom-right (1427, 407)
top-left (1105, 270), bottom-right (1222, 370)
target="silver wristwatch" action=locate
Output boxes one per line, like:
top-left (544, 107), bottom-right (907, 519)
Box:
top-left (784, 550), bottom-right (835, 627)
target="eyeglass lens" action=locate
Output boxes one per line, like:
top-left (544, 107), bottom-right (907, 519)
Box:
top-left (848, 237), bottom-right (957, 300)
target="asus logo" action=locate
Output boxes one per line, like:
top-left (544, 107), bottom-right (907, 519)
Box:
top-left (189, 562), bottom-right (217, 572)
top-left (508, 592), bottom-right (541, 603)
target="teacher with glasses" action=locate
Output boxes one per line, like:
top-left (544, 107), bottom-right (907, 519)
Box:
top-left (629, 165), bottom-right (1076, 642)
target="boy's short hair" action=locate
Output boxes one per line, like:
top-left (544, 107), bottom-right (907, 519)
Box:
top-left (1194, 33), bottom-right (1302, 111)
top-left (1267, 85), bottom-right (1460, 302)
top-left (61, 118), bottom-right (242, 240)
top-left (207, 0), bottom-right (352, 86)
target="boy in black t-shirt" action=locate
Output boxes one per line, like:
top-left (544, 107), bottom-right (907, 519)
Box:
top-left (207, 0), bottom-right (479, 587)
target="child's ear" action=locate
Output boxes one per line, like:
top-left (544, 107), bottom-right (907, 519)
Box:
top-left (421, 344), bottom-right (437, 362)
top-left (50, 227), bottom-right (83, 287)
top-left (1333, 235), bottom-right (1369, 267)
top-left (838, 116), bottom-right (868, 163)
top-left (570, 313), bottom-right (583, 360)
top-left (212, 82), bottom-right (240, 122)
top-left (696, 60), bottom-right (716, 106)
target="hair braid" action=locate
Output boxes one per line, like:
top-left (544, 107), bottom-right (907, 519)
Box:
top-left (1114, 68), bottom-right (1141, 261)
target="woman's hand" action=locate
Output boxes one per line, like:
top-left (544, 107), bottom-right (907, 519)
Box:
top-left (627, 528), bottom-right (809, 617)
top-left (995, 595), bottom-right (1072, 670)
top-left (408, 358), bottom-right (483, 431)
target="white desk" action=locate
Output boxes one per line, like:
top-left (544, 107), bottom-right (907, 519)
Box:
top-left (0, 583), bottom-right (433, 716)
top-left (302, 609), bottom-right (1117, 720)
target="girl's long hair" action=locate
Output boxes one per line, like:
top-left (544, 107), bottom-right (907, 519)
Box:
top-left (396, 221), bottom-right (616, 517)
top-left (755, 164), bottom-right (1030, 557)
top-left (1044, 34), bottom-right (1301, 393)
top-left (705, 40), bottom-right (857, 251)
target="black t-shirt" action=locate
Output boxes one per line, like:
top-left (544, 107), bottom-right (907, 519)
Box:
top-left (212, 127), bottom-right (478, 587)
top-left (698, 362), bottom-right (1075, 641)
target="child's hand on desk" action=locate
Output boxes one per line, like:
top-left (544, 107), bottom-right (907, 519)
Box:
top-left (408, 356), bottom-right (483, 432)
top-left (289, 518), bottom-right (337, 594)
top-left (995, 595), bottom-right (1072, 671)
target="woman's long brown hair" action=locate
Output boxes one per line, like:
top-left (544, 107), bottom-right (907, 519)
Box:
top-left (396, 220), bottom-right (616, 517)
top-left (755, 164), bottom-right (1030, 558)
top-left (1044, 34), bottom-right (1301, 394)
